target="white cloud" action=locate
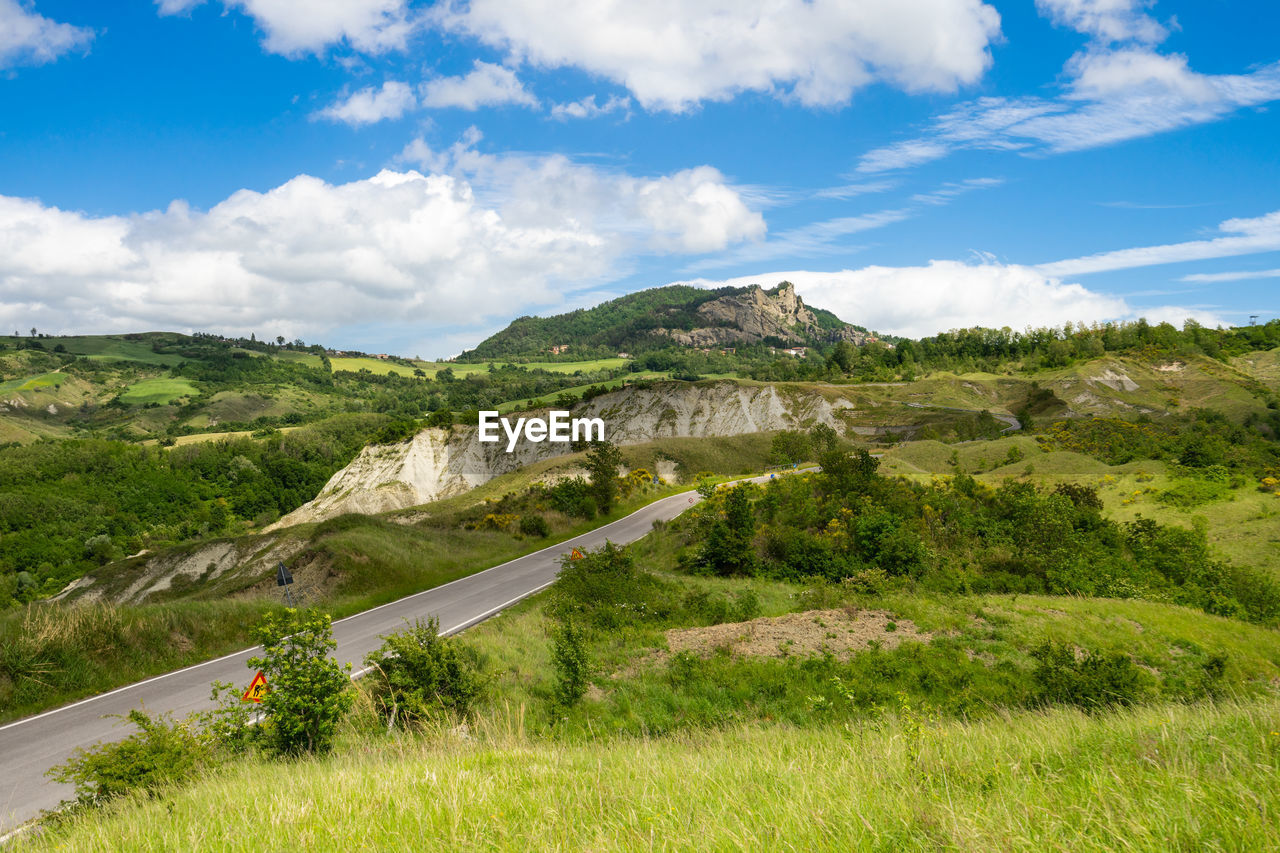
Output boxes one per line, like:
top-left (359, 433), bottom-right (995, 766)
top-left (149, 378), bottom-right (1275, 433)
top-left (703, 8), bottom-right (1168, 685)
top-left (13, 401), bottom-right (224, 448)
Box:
top-left (812, 182), bottom-right (896, 200)
top-left (677, 262), bottom-right (1223, 338)
top-left (0, 0), bottom-right (92, 69)
top-left (1038, 210), bottom-right (1280, 277)
top-left (0, 149), bottom-right (764, 345)
top-left (434, 0), bottom-right (1002, 112)
top-left (858, 52), bottom-right (1280, 171)
top-left (1035, 0), bottom-right (1166, 44)
top-left (315, 81), bottom-right (416, 126)
top-left (911, 177), bottom-right (1003, 206)
top-left (1180, 268), bottom-right (1280, 283)
top-left (549, 94), bottom-right (631, 121)
top-left (398, 132), bottom-right (765, 253)
top-left (419, 61), bottom-right (538, 110)
top-left (156, 0), bottom-right (415, 55)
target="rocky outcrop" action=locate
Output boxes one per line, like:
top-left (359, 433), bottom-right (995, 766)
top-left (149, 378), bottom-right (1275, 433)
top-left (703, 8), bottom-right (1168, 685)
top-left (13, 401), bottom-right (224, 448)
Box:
top-left (655, 282), bottom-right (868, 348)
top-left (270, 381), bottom-right (857, 529)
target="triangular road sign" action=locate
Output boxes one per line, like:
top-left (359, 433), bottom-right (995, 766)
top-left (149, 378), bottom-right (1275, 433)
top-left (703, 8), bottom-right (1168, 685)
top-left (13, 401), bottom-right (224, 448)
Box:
top-left (241, 671), bottom-right (269, 703)
top-left (570, 548), bottom-right (584, 560)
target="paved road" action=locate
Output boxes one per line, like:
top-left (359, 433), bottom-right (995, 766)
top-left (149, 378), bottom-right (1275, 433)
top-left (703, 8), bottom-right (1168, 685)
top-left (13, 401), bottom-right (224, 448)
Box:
top-left (0, 480), bottom-right (768, 835)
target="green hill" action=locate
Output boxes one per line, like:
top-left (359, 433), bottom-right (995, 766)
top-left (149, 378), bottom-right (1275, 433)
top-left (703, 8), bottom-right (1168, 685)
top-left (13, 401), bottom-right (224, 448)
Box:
top-left (459, 280), bottom-right (871, 361)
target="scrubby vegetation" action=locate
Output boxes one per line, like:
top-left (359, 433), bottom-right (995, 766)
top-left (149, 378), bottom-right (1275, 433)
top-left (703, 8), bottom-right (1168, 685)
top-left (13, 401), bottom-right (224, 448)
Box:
top-left (672, 427), bottom-right (1280, 624)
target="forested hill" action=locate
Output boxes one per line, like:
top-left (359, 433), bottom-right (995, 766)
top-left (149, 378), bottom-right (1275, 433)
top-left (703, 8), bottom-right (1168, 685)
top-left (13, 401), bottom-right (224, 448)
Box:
top-left (458, 281), bottom-right (870, 362)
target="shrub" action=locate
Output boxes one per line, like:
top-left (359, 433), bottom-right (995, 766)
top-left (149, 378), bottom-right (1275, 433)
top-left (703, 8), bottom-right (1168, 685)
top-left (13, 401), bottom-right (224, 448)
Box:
top-left (374, 419), bottom-right (420, 445)
top-left (362, 618), bottom-right (484, 729)
top-left (519, 514), bottom-right (551, 538)
top-left (764, 528), bottom-right (845, 581)
top-left (1030, 641), bottom-right (1150, 710)
top-left (548, 477), bottom-right (597, 519)
top-left (548, 543), bottom-right (671, 629)
top-left (551, 618), bottom-right (590, 707)
top-left (248, 609), bottom-right (352, 755)
top-left (49, 709), bottom-right (213, 805)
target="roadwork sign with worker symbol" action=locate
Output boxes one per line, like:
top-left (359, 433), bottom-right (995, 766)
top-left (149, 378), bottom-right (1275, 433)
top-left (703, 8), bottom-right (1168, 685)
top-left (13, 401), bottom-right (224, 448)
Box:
top-left (241, 671), bottom-right (269, 703)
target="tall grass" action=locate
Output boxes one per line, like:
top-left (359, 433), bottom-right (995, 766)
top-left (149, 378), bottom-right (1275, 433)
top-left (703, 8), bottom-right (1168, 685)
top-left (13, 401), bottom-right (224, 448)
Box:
top-left (0, 601), bottom-right (273, 722)
top-left (22, 696), bottom-right (1280, 850)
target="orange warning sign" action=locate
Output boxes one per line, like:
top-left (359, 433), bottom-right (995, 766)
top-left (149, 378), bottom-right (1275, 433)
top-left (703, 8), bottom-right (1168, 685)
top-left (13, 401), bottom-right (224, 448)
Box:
top-left (570, 548), bottom-right (584, 560)
top-left (241, 671), bottom-right (269, 703)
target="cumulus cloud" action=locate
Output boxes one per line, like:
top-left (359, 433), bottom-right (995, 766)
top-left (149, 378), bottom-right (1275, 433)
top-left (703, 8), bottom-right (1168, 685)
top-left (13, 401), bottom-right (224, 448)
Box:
top-left (419, 61), bottom-right (538, 110)
top-left (0, 148), bottom-right (764, 342)
top-left (0, 0), bottom-right (92, 69)
top-left (156, 0), bottom-right (415, 55)
top-left (1035, 0), bottom-right (1166, 44)
top-left (1038, 209), bottom-right (1280, 276)
top-left (858, 52), bottom-right (1280, 171)
top-left (433, 0), bottom-right (1002, 112)
top-left (677, 262), bottom-right (1222, 338)
top-left (315, 81), bottom-right (417, 126)
top-left (399, 132), bottom-right (765, 253)
top-left (549, 94), bottom-right (631, 121)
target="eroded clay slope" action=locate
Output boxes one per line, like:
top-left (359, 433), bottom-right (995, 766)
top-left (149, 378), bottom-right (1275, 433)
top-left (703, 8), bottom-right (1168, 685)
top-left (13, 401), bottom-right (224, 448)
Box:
top-left (271, 381), bottom-right (855, 529)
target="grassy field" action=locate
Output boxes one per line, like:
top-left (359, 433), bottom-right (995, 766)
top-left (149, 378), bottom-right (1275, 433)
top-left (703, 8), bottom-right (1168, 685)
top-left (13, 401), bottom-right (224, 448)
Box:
top-left (0, 371), bottom-right (69, 394)
top-left (118, 378), bottom-right (199, 405)
top-left (21, 694), bottom-right (1280, 850)
top-left (0, 335), bottom-right (186, 367)
top-left (181, 388), bottom-right (322, 428)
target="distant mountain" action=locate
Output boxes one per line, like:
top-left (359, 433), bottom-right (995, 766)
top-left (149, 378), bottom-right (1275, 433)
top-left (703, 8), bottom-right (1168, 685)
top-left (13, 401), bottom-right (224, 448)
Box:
top-left (459, 282), bottom-right (873, 361)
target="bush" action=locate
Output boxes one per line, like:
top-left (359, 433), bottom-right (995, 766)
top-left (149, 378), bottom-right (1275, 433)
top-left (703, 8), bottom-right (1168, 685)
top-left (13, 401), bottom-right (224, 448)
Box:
top-left (248, 609), bottom-right (352, 755)
top-left (548, 477), bottom-right (597, 519)
top-left (1030, 641), bottom-right (1151, 710)
top-left (551, 618), bottom-right (590, 707)
top-left (374, 419), bottom-right (420, 445)
top-left (362, 618), bottom-right (484, 728)
top-left (549, 543), bottom-right (671, 629)
top-left (519, 514), bottom-right (551, 538)
top-left (49, 709), bottom-right (213, 805)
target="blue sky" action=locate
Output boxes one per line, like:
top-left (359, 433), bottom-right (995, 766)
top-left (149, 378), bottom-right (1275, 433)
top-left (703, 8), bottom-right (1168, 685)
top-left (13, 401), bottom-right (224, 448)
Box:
top-left (1, 0), bottom-right (1278, 358)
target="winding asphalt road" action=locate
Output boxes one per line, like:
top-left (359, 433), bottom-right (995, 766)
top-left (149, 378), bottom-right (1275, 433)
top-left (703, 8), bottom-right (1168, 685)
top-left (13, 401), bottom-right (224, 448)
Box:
top-left (0, 479), bottom-right (773, 835)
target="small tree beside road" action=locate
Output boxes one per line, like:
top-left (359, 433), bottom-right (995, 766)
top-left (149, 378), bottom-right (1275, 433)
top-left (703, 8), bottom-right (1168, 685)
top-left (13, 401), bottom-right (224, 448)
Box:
top-left (248, 609), bottom-right (352, 756)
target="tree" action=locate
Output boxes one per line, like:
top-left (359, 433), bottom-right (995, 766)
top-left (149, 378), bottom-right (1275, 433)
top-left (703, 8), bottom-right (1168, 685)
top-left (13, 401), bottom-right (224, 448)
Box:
top-left (276, 335), bottom-right (286, 346)
top-left (585, 440), bottom-right (623, 514)
top-left (828, 340), bottom-right (856, 374)
top-left (29, 327), bottom-right (37, 337)
top-left (769, 430), bottom-right (811, 465)
top-left (247, 610), bottom-right (352, 755)
top-left (811, 424), bottom-right (877, 496)
top-left (698, 484), bottom-right (757, 575)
